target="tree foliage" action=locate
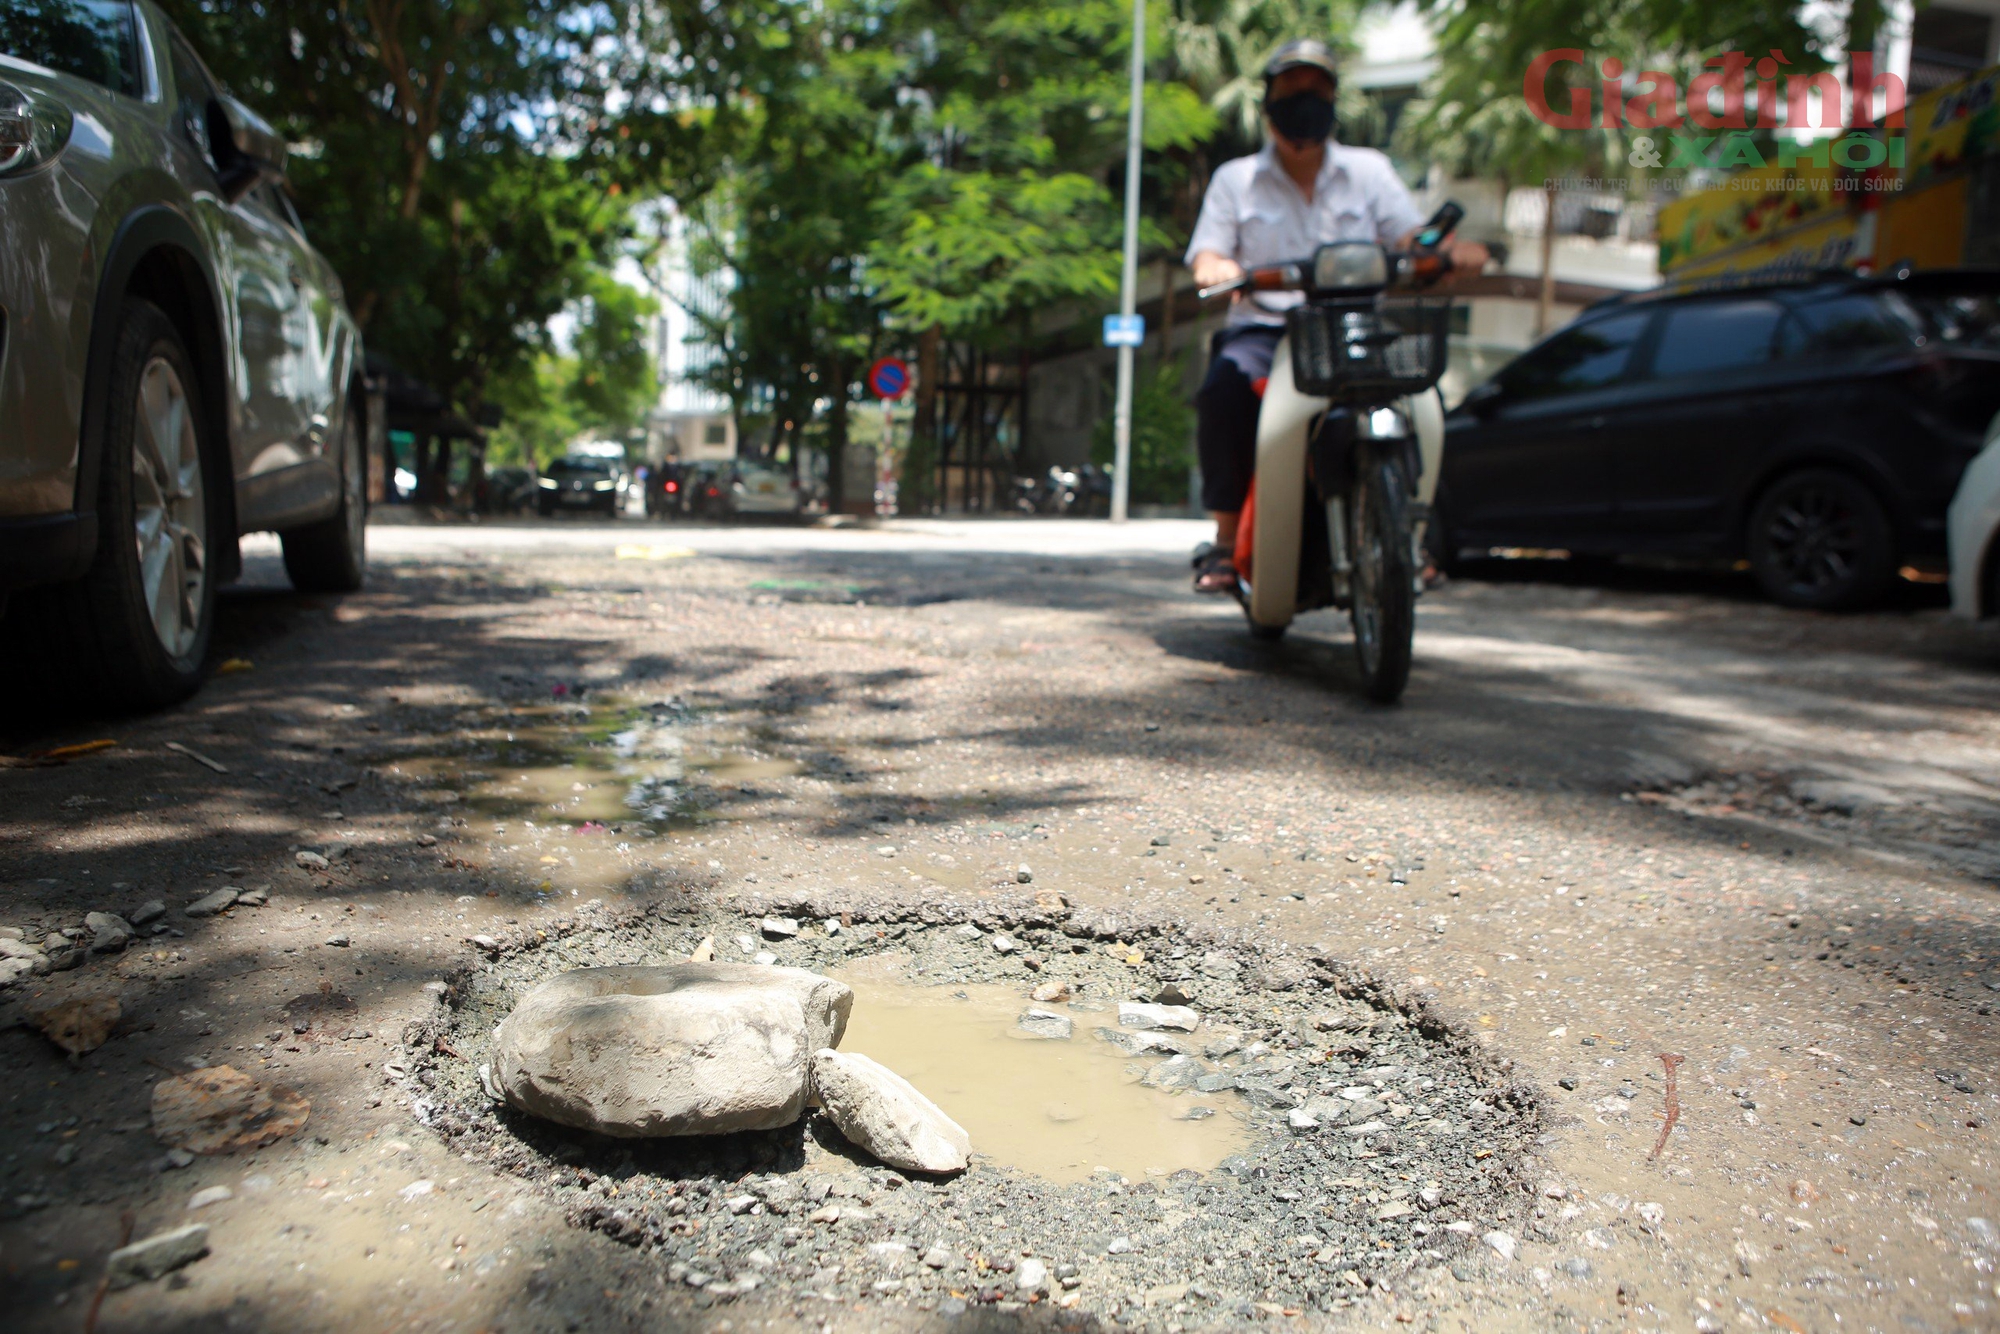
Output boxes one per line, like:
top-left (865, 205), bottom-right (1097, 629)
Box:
top-left (157, 0), bottom-right (714, 414)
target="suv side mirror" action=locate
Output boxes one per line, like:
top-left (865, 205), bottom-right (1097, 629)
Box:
top-left (1462, 379), bottom-right (1505, 416)
top-left (206, 95), bottom-right (285, 203)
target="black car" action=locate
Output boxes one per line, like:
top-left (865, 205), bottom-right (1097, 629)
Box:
top-left (1432, 270), bottom-right (2000, 608)
top-left (535, 456), bottom-right (624, 516)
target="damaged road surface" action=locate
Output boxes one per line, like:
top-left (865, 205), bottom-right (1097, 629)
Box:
top-left (2, 515), bottom-right (1998, 1333)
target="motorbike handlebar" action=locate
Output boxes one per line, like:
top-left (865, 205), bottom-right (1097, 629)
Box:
top-left (1197, 248), bottom-right (1454, 301)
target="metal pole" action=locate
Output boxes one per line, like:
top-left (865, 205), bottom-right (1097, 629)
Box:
top-left (1110, 0), bottom-right (1144, 524)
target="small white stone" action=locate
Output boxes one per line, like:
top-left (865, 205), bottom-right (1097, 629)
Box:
top-left (1483, 1230), bottom-right (1517, 1261)
top-left (187, 1186), bottom-right (233, 1210)
top-left (1287, 1107), bottom-right (1320, 1132)
top-left (1016, 1257), bottom-right (1048, 1292)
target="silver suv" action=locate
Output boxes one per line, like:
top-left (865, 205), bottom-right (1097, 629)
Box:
top-left (0, 0), bottom-right (365, 708)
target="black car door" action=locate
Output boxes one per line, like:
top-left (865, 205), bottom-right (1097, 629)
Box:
top-left (1442, 309), bottom-right (1653, 549)
top-left (1606, 297), bottom-right (1802, 549)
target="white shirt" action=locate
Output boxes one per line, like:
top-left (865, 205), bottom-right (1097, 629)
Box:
top-left (1185, 141), bottom-right (1425, 326)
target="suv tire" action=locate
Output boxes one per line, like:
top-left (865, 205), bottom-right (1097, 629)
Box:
top-left (1746, 468), bottom-right (1895, 610)
top-left (8, 300), bottom-right (218, 709)
top-left (280, 398), bottom-right (367, 592)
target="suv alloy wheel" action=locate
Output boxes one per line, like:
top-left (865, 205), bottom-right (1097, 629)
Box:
top-left (8, 300), bottom-right (218, 707)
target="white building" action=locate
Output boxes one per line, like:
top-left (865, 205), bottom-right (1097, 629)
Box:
top-left (641, 199), bottom-right (737, 463)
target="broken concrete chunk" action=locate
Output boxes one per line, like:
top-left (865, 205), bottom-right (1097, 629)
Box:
top-left (812, 1049), bottom-right (969, 1174)
top-left (184, 888), bottom-right (239, 918)
top-left (106, 1223), bottom-right (209, 1289)
top-left (1095, 1026), bottom-right (1189, 1057)
top-left (491, 964), bottom-right (852, 1137)
top-left (152, 1065), bottom-right (309, 1153)
top-left (760, 917), bottom-right (800, 939)
top-left (30, 994), bottom-right (120, 1055)
top-left (1016, 1008), bottom-right (1074, 1040)
top-left (1117, 1001), bottom-right (1199, 1032)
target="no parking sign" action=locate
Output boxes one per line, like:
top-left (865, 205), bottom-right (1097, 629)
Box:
top-left (867, 357), bottom-right (910, 400)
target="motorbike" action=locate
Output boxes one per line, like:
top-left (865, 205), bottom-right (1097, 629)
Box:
top-left (1197, 202), bottom-right (1463, 704)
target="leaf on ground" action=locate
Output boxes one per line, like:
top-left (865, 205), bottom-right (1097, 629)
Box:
top-left (30, 994), bottom-right (121, 1055)
top-left (152, 1065), bottom-right (310, 1154)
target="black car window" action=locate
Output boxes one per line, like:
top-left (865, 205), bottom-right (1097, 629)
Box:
top-left (0, 0), bottom-right (140, 95)
top-left (1792, 293), bottom-right (1920, 354)
top-left (1647, 299), bottom-right (1786, 377)
top-left (1500, 311), bottom-right (1651, 403)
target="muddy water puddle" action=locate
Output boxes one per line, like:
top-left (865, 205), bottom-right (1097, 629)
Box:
top-left (384, 701), bottom-right (800, 830)
top-left (830, 965), bottom-right (1248, 1183)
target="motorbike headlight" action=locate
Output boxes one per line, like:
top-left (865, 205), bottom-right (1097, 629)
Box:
top-left (1311, 241), bottom-right (1389, 293)
top-left (0, 82), bottom-right (72, 177)
top-left (593, 479), bottom-right (616, 491)
top-left (537, 476), bottom-right (558, 488)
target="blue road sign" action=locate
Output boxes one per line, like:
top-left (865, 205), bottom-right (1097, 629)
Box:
top-left (1102, 314), bottom-right (1145, 347)
top-left (867, 357), bottom-right (910, 400)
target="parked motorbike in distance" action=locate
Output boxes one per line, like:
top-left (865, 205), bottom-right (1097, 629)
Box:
top-left (1197, 202), bottom-right (1463, 703)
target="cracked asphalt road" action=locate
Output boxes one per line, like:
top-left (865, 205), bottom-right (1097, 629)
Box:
top-left (3, 513), bottom-right (1998, 1333)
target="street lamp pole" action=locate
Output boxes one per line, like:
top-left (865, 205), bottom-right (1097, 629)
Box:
top-left (1110, 0), bottom-right (1144, 524)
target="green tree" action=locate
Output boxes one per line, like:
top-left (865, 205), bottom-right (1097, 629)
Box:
top-left (158, 0), bottom-right (717, 415)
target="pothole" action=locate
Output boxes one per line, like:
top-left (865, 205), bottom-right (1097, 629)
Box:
top-left (412, 896), bottom-right (1538, 1325)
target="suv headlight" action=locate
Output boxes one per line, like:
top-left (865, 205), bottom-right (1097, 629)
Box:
top-left (0, 82), bottom-right (73, 176)
top-left (537, 476), bottom-right (558, 488)
top-left (593, 479), bottom-right (616, 491)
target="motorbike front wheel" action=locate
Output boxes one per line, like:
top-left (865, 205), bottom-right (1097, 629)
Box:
top-left (1348, 454), bottom-right (1415, 704)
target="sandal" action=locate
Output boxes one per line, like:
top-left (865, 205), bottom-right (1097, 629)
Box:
top-left (1191, 545), bottom-right (1238, 594)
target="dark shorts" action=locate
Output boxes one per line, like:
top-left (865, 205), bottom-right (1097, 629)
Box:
top-left (1194, 324), bottom-right (1283, 514)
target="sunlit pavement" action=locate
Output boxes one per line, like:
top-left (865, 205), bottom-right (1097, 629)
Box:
top-left (5, 512), bottom-right (1999, 1333)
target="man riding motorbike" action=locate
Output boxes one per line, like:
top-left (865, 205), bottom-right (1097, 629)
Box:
top-left (1186, 40), bottom-right (1488, 593)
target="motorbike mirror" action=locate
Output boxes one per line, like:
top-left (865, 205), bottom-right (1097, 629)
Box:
top-left (1311, 241), bottom-right (1388, 293)
top-left (1461, 380), bottom-right (1505, 415)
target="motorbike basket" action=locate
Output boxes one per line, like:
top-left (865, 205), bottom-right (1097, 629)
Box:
top-left (1287, 300), bottom-right (1450, 402)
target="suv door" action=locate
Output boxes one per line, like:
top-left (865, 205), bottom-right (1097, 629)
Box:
top-left (1606, 297), bottom-right (1802, 548)
top-left (1442, 309), bottom-right (1653, 549)
top-left (160, 28), bottom-right (310, 474)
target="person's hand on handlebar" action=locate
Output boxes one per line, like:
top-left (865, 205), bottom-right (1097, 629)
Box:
top-left (1396, 232), bottom-right (1490, 285)
top-left (1190, 251), bottom-right (1245, 294)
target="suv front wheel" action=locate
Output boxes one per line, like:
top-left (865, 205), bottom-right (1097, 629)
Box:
top-left (10, 300), bottom-right (218, 708)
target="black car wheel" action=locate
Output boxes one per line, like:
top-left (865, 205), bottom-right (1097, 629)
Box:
top-left (1746, 468), bottom-right (1895, 610)
top-left (280, 396), bottom-right (367, 592)
top-left (6, 300), bottom-right (218, 708)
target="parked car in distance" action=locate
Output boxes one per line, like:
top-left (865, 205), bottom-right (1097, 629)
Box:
top-left (0, 0), bottom-right (366, 709)
top-left (536, 455), bottom-right (627, 516)
top-left (731, 459), bottom-right (804, 515)
top-left (1947, 407), bottom-right (2000, 619)
top-left (1433, 270), bottom-right (2000, 609)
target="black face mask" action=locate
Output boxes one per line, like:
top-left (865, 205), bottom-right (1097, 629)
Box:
top-left (1265, 90), bottom-right (1336, 144)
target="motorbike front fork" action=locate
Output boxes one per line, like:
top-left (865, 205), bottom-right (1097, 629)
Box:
top-left (1314, 413), bottom-right (1426, 606)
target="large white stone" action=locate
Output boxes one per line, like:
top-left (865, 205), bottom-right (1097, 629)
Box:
top-left (811, 1049), bottom-right (970, 1174)
top-left (491, 964), bottom-right (852, 1137)
top-left (1117, 1001), bottom-right (1199, 1032)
